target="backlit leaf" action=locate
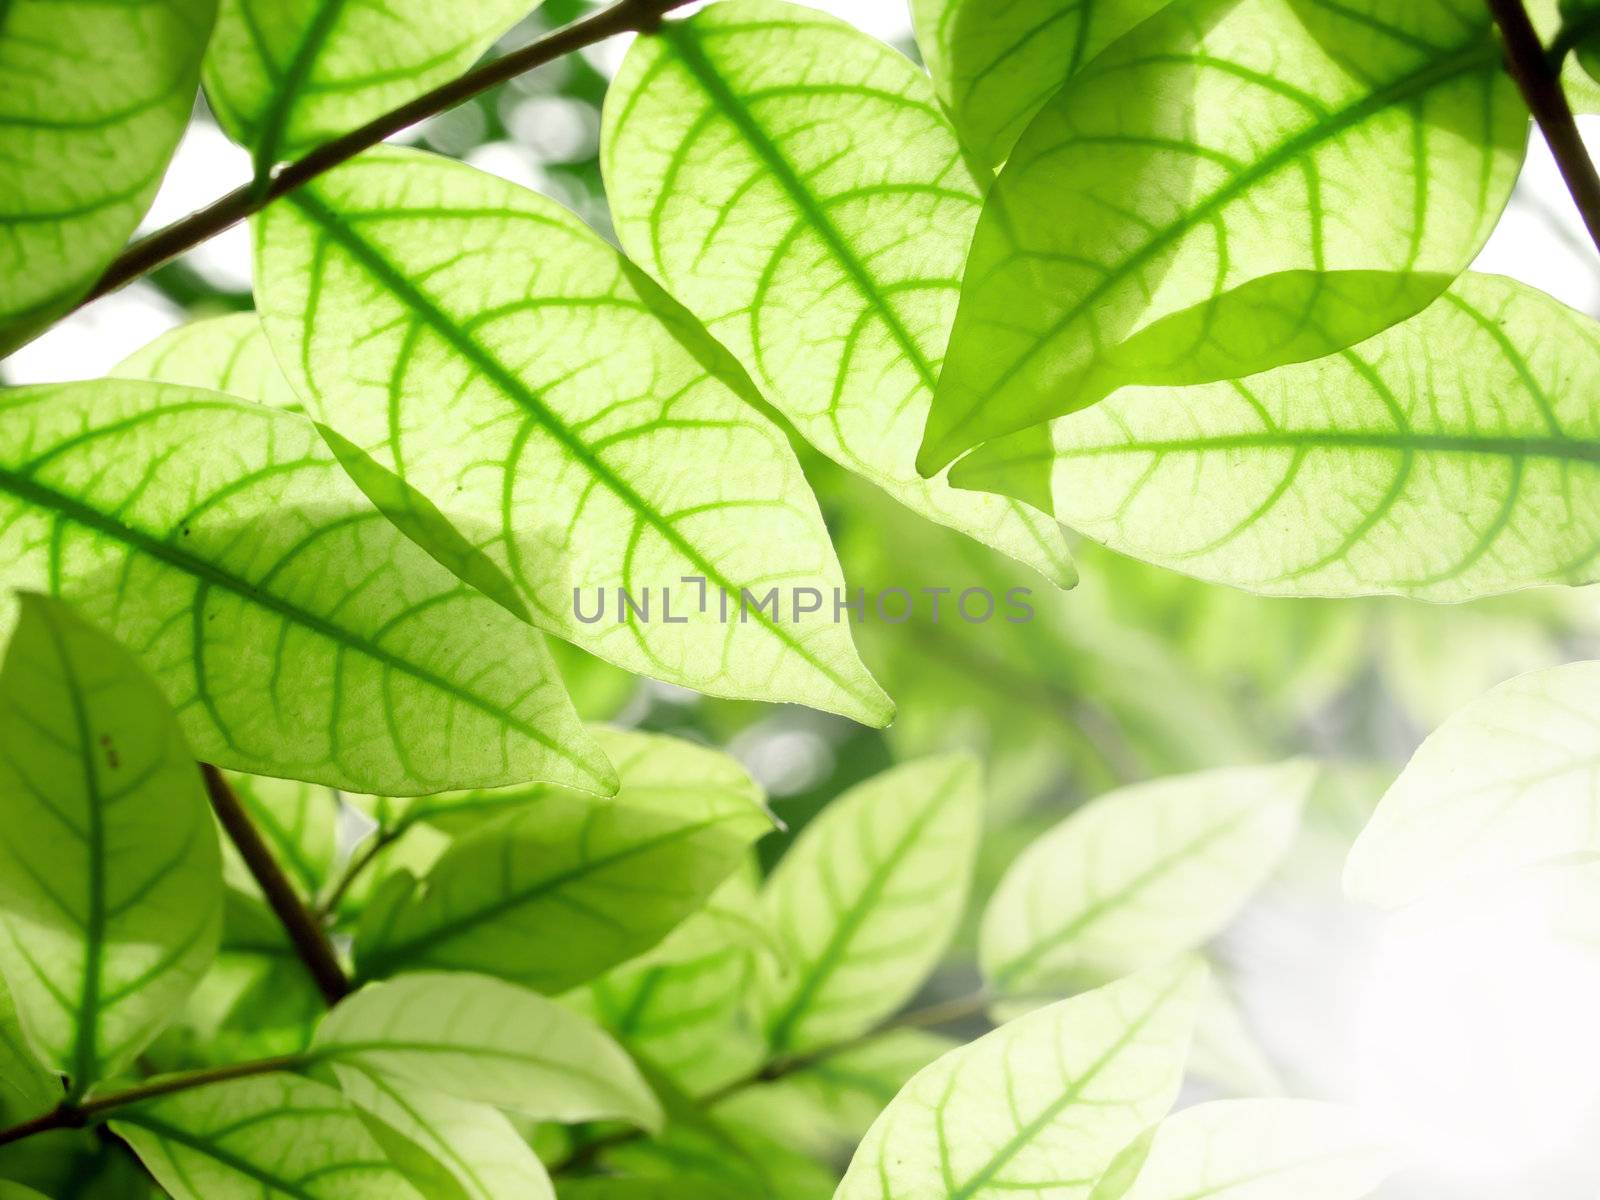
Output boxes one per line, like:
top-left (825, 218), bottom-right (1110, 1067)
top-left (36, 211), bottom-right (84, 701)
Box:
top-left (1345, 660), bottom-right (1600, 907)
top-left (0, 595), bottom-right (221, 1093)
top-left (0, 0), bottom-right (213, 352)
top-left (601, 0), bottom-right (1075, 586)
top-left (315, 971), bottom-right (661, 1128)
top-left (0, 379), bottom-right (610, 796)
top-left (255, 146), bottom-right (891, 725)
top-left (353, 728), bottom-right (774, 990)
top-left (919, 0), bottom-right (1526, 470)
top-left (0, 978), bottom-right (57, 1124)
top-left (112, 1073), bottom-right (419, 1199)
top-left (758, 755), bottom-right (983, 1054)
top-left (835, 962), bottom-right (1204, 1200)
top-left (952, 275), bottom-right (1600, 602)
top-left (981, 762), bottom-right (1311, 995)
top-left (115, 314), bottom-right (302, 411)
top-left (219, 773), bottom-right (339, 904)
top-left (204, 0), bottom-right (538, 174)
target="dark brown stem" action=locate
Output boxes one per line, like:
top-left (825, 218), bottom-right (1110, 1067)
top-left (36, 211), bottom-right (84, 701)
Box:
top-left (0, 1053), bottom-right (308, 1147)
top-left (1487, 0), bottom-right (1600, 257)
top-left (52, 0), bottom-right (694, 326)
top-left (201, 764), bottom-right (349, 1005)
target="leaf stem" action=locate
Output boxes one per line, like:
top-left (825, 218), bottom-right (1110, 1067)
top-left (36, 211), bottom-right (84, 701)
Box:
top-left (45, 0), bottom-right (695, 332)
top-left (315, 824), bottom-right (404, 921)
top-left (200, 763), bottom-right (350, 1006)
top-left (1486, 0), bottom-right (1600, 257)
top-left (0, 1053), bottom-right (308, 1148)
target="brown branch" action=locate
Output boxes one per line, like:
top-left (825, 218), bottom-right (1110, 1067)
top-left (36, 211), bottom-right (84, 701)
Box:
top-left (200, 764), bottom-right (349, 1006)
top-left (37, 0), bottom-right (694, 336)
top-left (1487, 0), bottom-right (1600, 257)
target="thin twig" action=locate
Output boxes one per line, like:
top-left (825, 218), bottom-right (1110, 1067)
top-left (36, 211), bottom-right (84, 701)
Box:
top-left (316, 825), bottom-right (403, 921)
top-left (1487, 0), bottom-right (1600, 257)
top-left (0, 1053), bottom-right (307, 1148)
top-left (201, 764), bottom-right (350, 1005)
top-left (32, 0), bottom-right (693, 339)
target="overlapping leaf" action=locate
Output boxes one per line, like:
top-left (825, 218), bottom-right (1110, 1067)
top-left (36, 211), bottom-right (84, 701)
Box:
top-left (1345, 660), bottom-right (1600, 907)
top-left (981, 762), bottom-right (1311, 995)
top-left (601, 0), bottom-right (1074, 586)
top-left (0, 379), bottom-right (609, 796)
top-left (1089, 1100), bottom-right (1395, 1200)
top-left (204, 0), bottom-right (537, 175)
top-left (220, 772), bottom-right (339, 904)
top-left (314, 972), bottom-right (661, 1127)
top-left (0, 979), bottom-right (57, 1127)
top-left (0, 0), bottom-right (212, 352)
top-left (254, 146), bottom-right (890, 724)
top-left (758, 755), bottom-right (983, 1054)
top-left (919, 0), bottom-right (1527, 470)
top-left (115, 314), bottom-right (302, 411)
top-left (836, 962), bottom-right (1204, 1200)
top-left (953, 275), bottom-right (1600, 601)
top-left (0, 596), bottom-right (221, 1093)
top-left (112, 1074), bottom-right (419, 1199)
top-left (353, 728), bottom-right (774, 989)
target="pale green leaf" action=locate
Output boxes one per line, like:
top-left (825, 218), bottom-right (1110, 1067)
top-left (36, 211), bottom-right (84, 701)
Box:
top-left (220, 773), bottom-right (339, 903)
top-left (254, 145), bottom-right (891, 724)
top-left (918, 0), bottom-right (1527, 470)
top-left (1345, 660), bottom-right (1600, 907)
top-left (981, 762), bottom-right (1312, 995)
top-left (0, 595), bottom-right (221, 1093)
top-left (953, 275), bottom-right (1600, 602)
top-left (601, 0), bottom-right (1074, 586)
top-left (353, 728), bottom-right (774, 989)
top-left (335, 1072), bottom-right (556, 1200)
top-left (112, 1073), bottom-right (420, 1199)
top-left (0, 0), bottom-right (213, 351)
top-left (758, 755), bottom-right (983, 1054)
top-left (909, 0), bottom-right (959, 85)
top-left (836, 962), bottom-right (1205, 1200)
top-left (1089, 1100), bottom-right (1395, 1200)
top-left (314, 971), bottom-right (661, 1128)
top-left (0, 379), bottom-right (610, 796)
top-left (941, 0), bottom-right (1173, 166)
top-left (204, 0), bottom-right (538, 173)
top-left (114, 314), bottom-right (303, 411)
top-left (1188, 970), bottom-right (1283, 1098)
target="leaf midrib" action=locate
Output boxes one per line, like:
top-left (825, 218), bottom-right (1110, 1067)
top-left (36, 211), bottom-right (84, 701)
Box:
top-left (249, 0), bottom-right (353, 177)
top-left (1055, 428), bottom-right (1600, 464)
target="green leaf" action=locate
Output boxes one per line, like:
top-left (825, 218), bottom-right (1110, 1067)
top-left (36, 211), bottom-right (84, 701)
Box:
top-left (314, 971), bottom-right (661, 1127)
top-left (0, 1185), bottom-right (51, 1200)
top-left (558, 1182), bottom-right (739, 1200)
top-left (254, 145), bottom-right (891, 725)
top-left (601, 0), bottom-right (1075, 586)
top-left (335, 1074), bottom-right (556, 1200)
top-left (220, 773), bottom-right (339, 903)
top-left (0, 0), bottom-right (213, 352)
top-left (0, 379), bottom-right (611, 796)
top-left (981, 762), bottom-right (1311, 995)
top-left (952, 275), bottom-right (1600, 602)
top-left (1087, 1100), bottom-right (1395, 1200)
top-left (0, 595), bottom-right (221, 1094)
top-left (1559, 0), bottom-right (1600, 86)
top-left (938, 0), bottom-right (1174, 166)
top-left (112, 1073), bottom-right (420, 1199)
top-left (836, 962), bottom-right (1205, 1200)
top-left (1345, 660), bottom-right (1600, 907)
top-left (115, 314), bottom-right (303, 411)
top-left (1545, 0), bottom-right (1600, 106)
top-left (918, 0), bottom-right (1527, 471)
top-left (353, 728), bottom-right (774, 989)
top-left (758, 755), bottom-right (983, 1054)
top-left (204, 0), bottom-right (538, 175)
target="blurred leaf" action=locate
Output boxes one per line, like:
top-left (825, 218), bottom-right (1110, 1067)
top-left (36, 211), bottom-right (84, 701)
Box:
top-left (602, 0), bottom-right (1074, 585)
top-left (220, 773), bottom-right (339, 903)
top-left (113, 1074), bottom-right (419, 1199)
top-left (955, 276), bottom-right (1600, 602)
top-left (0, 379), bottom-right (609, 796)
top-left (0, 596), bottom-right (221, 1094)
top-left (836, 963), bottom-right (1204, 1200)
top-left (0, 0), bottom-right (213, 352)
top-left (1558, 0), bottom-right (1600, 92)
top-left (0, 979), bottom-right (56, 1126)
top-left (1187, 971), bottom-right (1283, 1099)
top-left (316, 972), bottom-right (661, 1127)
top-left (205, 0), bottom-right (538, 172)
top-left (1088, 1100), bottom-right (1395, 1200)
top-left (920, 0), bottom-right (1525, 469)
top-left (1345, 660), bottom-right (1600, 907)
top-left (981, 762), bottom-right (1312, 995)
top-left (255, 146), bottom-right (891, 725)
top-left (758, 755), bottom-right (983, 1054)
top-left (353, 729), bottom-right (774, 989)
